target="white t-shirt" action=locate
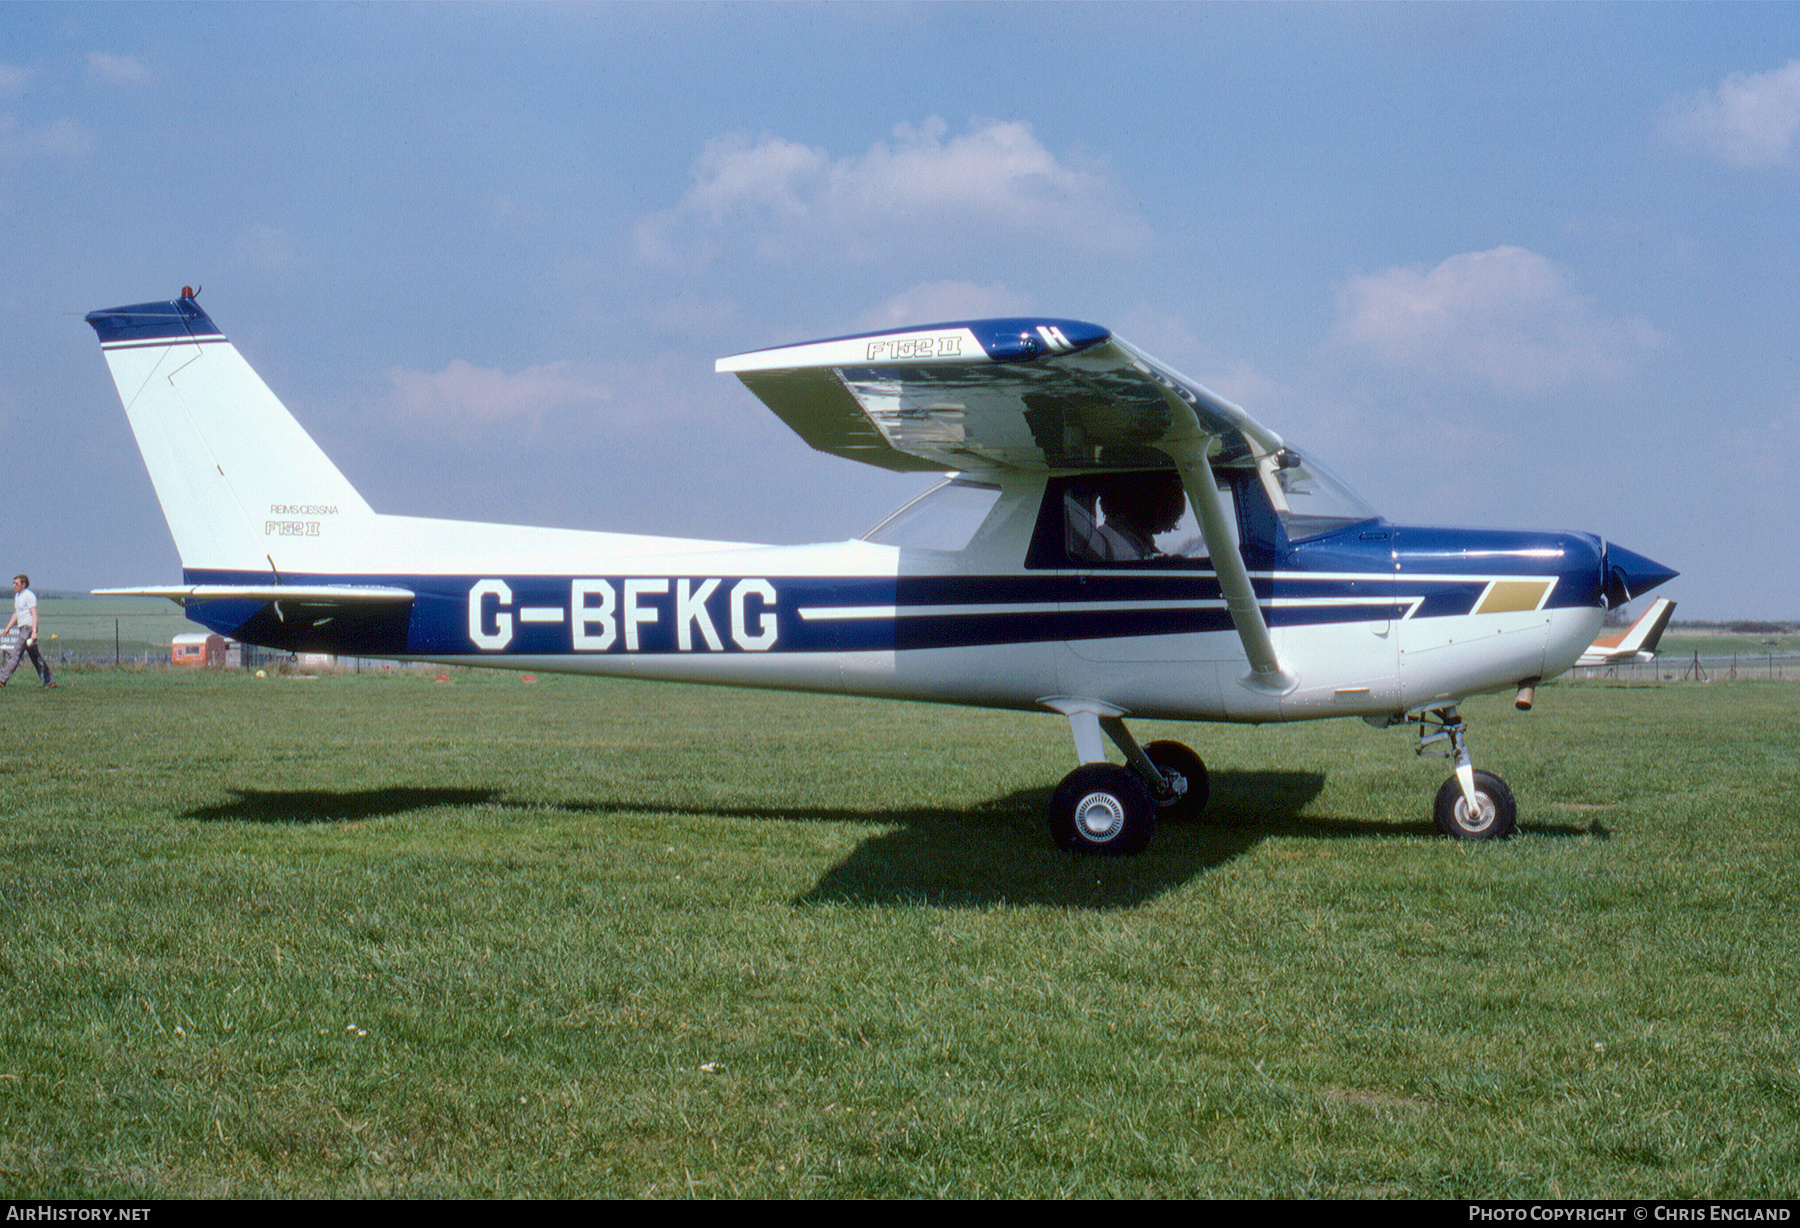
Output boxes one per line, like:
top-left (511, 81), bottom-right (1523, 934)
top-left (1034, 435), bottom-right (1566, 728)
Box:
top-left (14, 588), bottom-right (36, 634)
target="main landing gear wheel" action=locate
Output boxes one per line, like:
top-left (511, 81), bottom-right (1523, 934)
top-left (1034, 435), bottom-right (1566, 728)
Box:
top-left (1433, 770), bottom-right (1517, 841)
top-left (1144, 740), bottom-right (1208, 823)
top-left (1050, 763), bottom-right (1156, 856)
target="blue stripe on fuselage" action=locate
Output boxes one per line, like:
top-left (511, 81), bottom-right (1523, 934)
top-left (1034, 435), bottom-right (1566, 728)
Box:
top-left (178, 536), bottom-right (1605, 658)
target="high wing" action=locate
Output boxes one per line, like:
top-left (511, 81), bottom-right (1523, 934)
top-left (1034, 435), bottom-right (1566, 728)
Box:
top-left (719, 318), bottom-right (1298, 691)
top-left (716, 318), bottom-right (1284, 474)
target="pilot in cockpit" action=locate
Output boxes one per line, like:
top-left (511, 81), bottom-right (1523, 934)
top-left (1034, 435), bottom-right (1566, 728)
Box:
top-left (1093, 471), bottom-right (1189, 561)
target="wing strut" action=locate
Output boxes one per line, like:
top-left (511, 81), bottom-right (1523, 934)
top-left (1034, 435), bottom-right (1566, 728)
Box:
top-left (1173, 451), bottom-right (1296, 695)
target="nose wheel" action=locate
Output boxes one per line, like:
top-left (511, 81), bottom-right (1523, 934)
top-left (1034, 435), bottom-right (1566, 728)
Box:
top-left (1432, 770), bottom-right (1516, 839)
top-left (1414, 705), bottom-right (1517, 840)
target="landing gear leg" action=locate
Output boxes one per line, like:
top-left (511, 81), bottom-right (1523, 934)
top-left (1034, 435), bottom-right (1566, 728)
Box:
top-left (1044, 706), bottom-right (1207, 854)
top-left (1412, 705), bottom-right (1517, 840)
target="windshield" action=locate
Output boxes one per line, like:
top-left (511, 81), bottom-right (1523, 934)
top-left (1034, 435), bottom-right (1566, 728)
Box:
top-left (1257, 450), bottom-right (1378, 542)
top-left (863, 478), bottom-right (1002, 551)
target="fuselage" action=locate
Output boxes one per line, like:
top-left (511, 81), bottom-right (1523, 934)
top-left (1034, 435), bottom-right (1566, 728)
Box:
top-left (179, 473), bottom-right (1611, 725)
top-left (87, 293), bottom-right (1666, 732)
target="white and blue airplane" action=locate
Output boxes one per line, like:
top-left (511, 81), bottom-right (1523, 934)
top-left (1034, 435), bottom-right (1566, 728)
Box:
top-left (86, 291), bottom-right (1675, 854)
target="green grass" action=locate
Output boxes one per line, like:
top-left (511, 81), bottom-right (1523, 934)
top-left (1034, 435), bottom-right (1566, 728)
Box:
top-left (1, 670), bottom-right (1796, 1197)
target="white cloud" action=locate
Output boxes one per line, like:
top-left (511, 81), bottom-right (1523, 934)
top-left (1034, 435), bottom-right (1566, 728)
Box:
top-left (385, 360), bottom-right (611, 429)
top-left (853, 281), bottom-right (1034, 330)
top-left (235, 224), bottom-right (296, 273)
top-left (1329, 247), bottom-right (1664, 394)
top-left (0, 63), bottom-right (93, 167)
top-left (483, 194), bottom-right (542, 228)
top-left (85, 52), bottom-right (156, 88)
top-left (1661, 60), bottom-right (1800, 169)
top-left (0, 63), bottom-right (31, 99)
top-left (0, 112), bottom-right (94, 161)
top-left (636, 116), bottom-right (1149, 267)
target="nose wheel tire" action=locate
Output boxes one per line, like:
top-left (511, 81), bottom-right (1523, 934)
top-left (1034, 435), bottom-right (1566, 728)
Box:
top-left (1433, 770), bottom-right (1517, 840)
top-left (1050, 763), bottom-right (1156, 856)
top-left (1144, 740), bottom-right (1209, 823)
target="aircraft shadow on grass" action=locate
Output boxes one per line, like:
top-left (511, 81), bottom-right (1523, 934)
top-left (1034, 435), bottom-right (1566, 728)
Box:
top-left (182, 785), bottom-right (499, 824)
top-left (797, 770), bottom-right (1328, 910)
top-left (180, 772), bottom-right (1598, 910)
top-left (787, 780), bottom-right (1599, 908)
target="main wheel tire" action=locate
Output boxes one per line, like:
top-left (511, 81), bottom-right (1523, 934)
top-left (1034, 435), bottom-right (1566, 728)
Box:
top-left (1049, 763), bottom-right (1156, 856)
top-left (1144, 740), bottom-right (1209, 823)
top-left (1433, 770), bottom-right (1517, 840)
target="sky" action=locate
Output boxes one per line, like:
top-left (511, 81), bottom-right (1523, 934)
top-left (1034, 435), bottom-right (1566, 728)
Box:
top-left (3, 2), bottom-right (1796, 619)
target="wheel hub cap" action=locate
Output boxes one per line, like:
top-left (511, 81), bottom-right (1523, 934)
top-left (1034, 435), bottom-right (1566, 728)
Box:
top-left (1455, 794), bottom-right (1495, 834)
top-left (1075, 791), bottom-right (1126, 841)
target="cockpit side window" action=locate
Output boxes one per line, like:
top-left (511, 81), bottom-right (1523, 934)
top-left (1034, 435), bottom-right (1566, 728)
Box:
top-left (1027, 471), bottom-right (1223, 569)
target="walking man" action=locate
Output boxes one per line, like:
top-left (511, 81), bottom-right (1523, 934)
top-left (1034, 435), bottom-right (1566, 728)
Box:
top-left (0, 573), bottom-right (55, 688)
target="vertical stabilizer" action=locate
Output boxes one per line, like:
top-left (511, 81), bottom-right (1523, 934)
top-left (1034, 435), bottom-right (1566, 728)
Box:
top-left (86, 294), bottom-right (375, 575)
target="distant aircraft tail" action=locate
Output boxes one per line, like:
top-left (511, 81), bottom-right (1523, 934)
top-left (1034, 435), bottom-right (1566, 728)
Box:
top-left (1577, 597), bottom-right (1676, 665)
top-left (1621, 597), bottom-right (1677, 658)
top-left (86, 292), bottom-right (376, 578)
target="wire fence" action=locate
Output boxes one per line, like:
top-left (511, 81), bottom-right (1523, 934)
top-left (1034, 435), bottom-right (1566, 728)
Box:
top-left (1566, 652), bottom-right (1800, 684)
top-left (9, 627), bottom-right (417, 673)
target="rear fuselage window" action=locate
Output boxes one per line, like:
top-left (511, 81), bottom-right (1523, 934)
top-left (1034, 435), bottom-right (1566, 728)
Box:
top-left (863, 478), bottom-right (1003, 552)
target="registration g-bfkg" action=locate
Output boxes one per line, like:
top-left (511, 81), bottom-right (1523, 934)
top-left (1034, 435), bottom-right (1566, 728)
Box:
top-left (467, 578), bottom-right (779, 652)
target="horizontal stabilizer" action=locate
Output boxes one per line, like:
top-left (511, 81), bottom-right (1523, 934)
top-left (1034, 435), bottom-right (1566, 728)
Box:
top-left (95, 584), bottom-right (417, 656)
top-left (95, 584), bottom-right (415, 607)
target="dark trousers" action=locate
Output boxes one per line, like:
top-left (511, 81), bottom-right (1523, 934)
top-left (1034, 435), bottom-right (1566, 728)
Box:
top-left (0, 637), bottom-right (52, 685)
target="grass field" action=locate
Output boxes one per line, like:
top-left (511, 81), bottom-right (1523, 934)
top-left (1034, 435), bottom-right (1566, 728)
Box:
top-left (1663, 630), bottom-right (1800, 657)
top-left (1, 668), bottom-right (1795, 1197)
top-left (32, 596), bottom-right (195, 664)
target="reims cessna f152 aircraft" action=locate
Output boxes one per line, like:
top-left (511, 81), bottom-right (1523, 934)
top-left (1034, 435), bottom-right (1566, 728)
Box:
top-left (87, 291), bottom-right (1676, 855)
